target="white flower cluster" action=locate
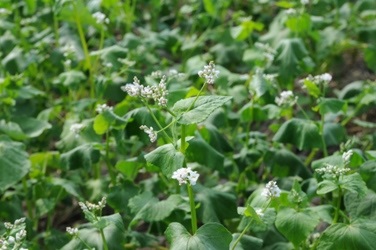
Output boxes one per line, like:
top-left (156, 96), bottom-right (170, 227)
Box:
top-left (342, 150), bottom-right (353, 165)
top-left (255, 42), bottom-right (276, 63)
top-left (304, 73), bottom-right (332, 85)
top-left (66, 227), bottom-right (78, 236)
top-left (315, 164), bottom-right (350, 177)
top-left (78, 197), bottom-right (107, 212)
top-left (255, 208), bottom-right (264, 217)
top-left (275, 90), bottom-right (298, 106)
top-left (70, 123), bottom-right (85, 137)
top-left (301, 0), bottom-right (309, 5)
top-left (121, 76), bottom-right (168, 106)
top-left (92, 12), bottom-right (109, 24)
top-left (0, 218), bottom-right (27, 250)
top-left (96, 103), bottom-right (113, 114)
top-left (286, 8), bottom-right (297, 15)
top-left (172, 167), bottom-right (199, 186)
top-left (262, 181), bottom-right (281, 199)
top-left (198, 61), bottom-right (220, 85)
top-left (140, 125), bottom-right (157, 143)
top-left (61, 44), bottom-right (75, 58)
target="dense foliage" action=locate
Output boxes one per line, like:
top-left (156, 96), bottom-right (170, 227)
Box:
top-left (1, 0), bottom-right (376, 249)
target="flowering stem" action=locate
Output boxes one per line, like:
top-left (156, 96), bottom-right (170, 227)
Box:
top-left (333, 186), bottom-right (342, 223)
top-left (231, 219), bottom-right (252, 250)
top-left (187, 184), bottom-right (197, 234)
top-left (186, 81), bottom-right (207, 113)
top-left (99, 228), bottom-right (109, 250)
top-left (145, 104), bottom-right (173, 143)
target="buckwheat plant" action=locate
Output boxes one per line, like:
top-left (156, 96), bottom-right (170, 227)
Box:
top-left (0, 218), bottom-right (27, 250)
top-left (232, 181), bottom-right (281, 250)
top-left (67, 197), bottom-right (109, 250)
top-left (275, 90), bottom-right (298, 107)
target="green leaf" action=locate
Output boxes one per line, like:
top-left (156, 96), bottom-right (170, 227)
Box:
top-left (196, 185), bottom-right (238, 223)
top-left (128, 192), bottom-right (183, 224)
top-left (323, 122), bottom-right (347, 146)
top-left (144, 144), bottom-right (185, 178)
top-left (93, 114), bottom-right (110, 135)
top-left (13, 117), bottom-right (52, 138)
top-left (317, 98), bottom-right (347, 115)
top-left (172, 96), bottom-right (232, 125)
top-left (90, 45), bottom-right (128, 69)
top-left (0, 120), bottom-right (27, 140)
top-left (0, 136), bottom-right (30, 193)
top-left (317, 220), bottom-right (376, 250)
top-left (285, 13), bottom-right (311, 34)
top-left (60, 144), bottom-right (100, 170)
top-left (317, 180), bottom-right (338, 195)
top-left (345, 190), bottom-right (376, 220)
top-left (275, 208), bottom-right (320, 247)
top-left (249, 70), bottom-right (269, 98)
top-left (165, 222), bottom-right (232, 250)
top-left (303, 79), bottom-right (321, 98)
top-left (340, 173), bottom-right (367, 198)
top-left (54, 70), bottom-right (86, 87)
top-left (273, 118), bottom-right (322, 150)
top-left (203, 0), bottom-right (216, 16)
top-left (186, 135), bottom-right (224, 172)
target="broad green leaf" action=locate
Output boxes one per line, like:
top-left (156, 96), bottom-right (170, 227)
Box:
top-left (60, 144), bottom-right (100, 170)
top-left (13, 117), bottom-right (52, 138)
top-left (285, 13), bottom-right (311, 34)
top-left (340, 173), bottom-right (367, 198)
top-left (312, 155), bottom-right (342, 170)
top-left (275, 207), bottom-right (320, 247)
top-left (196, 185), bottom-right (238, 223)
top-left (203, 0), bottom-right (215, 16)
top-left (317, 180), bottom-right (338, 195)
top-left (107, 181), bottom-right (139, 213)
top-left (51, 177), bottom-right (81, 198)
top-left (0, 136), bottom-right (30, 193)
top-left (230, 234), bottom-right (263, 250)
top-left (115, 159), bottom-right (143, 180)
top-left (93, 114), bottom-right (110, 135)
top-left (144, 144), bottom-right (185, 177)
top-left (317, 98), bottom-right (347, 115)
top-left (0, 120), bottom-right (27, 140)
top-left (90, 45), bottom-right (128, 69)
top-left (54, 70), bottom-right (86, 87)
top-left (345, 190), bottom-right (376, 220)
top-left (317, 220), bottom-right (376, 250)
top-left (172, 96), bottom-right (232, 125)
top-left (165, 222), bottom-right (232, 250)
top-left (273, 118), bottom-right (322, 150)
top-left (249, 70), bottom-right (268, 98)
top-left (128, 192), bottom-right (183, 224)
top-left (186, 135), bottom-right (224, 172)
top-left (323, 122), bottom-right (347, 146)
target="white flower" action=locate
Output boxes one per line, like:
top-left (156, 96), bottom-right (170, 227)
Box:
top-left (140, 125), bottom-right (157, 143)
top-left (172, 167), bottom-right (200, 186)
top-left (96, 104), bottom-right (113, 114)
top-left (15, 229), bottom-right (26, 242)
top-left (275, 90), bottom-right (297, 106)
top-left (316, 164), bottom-right (350, 177)
top-left (7, 236), bottom-right (15, 244)
top-left (262, 181), bottom-right (281, 198)
top-left (14, 218), bottom-right (25, 225)
top-left (66, 227), bottom-right (78, 236)
top-left (198, 61), bottom-right (220, 85)
top-left (70, 123), bottom-right (85, 137)
top-left (316, 73), bottom-right (332, 82)
top-left (301, 0), bottom-right (309, 5)
top-left (121, 76), bottom-right (142, 96)
top-left (342, 150), bottom-right (353, 165)
top-left (0, 8), bottom-right (11, 15)
top-left (92, 12), bottom-right (109, 24)
top-left (78, 197), bottom-right (107, 212)
top-left (286, 8), bottom-right (296, 15)
top-left (255, 208), bottom-right (264, 218)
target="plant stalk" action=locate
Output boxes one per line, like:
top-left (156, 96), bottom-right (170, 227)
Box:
top-left (187, 184), bottom-right (197, 234)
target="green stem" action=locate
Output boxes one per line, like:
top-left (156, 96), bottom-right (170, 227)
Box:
top-left (99, 228), bottom-right (109, 250)
top-left (105, 130), bottom-right (116, 185)
top-left (187, 184), bottom-right (197, 234)
top-left (77, 236), bottom-right (94, 250)
top-left (145, 104), bottom-right (173, 143)
top-left (333, 186), bottom-right (342, 223)
top-left (22, 178), bottom-right (33, 222)
top-left (231, 219), bottom-right (252, 250)
top-left (181, 125), bottom-right (186, 153)
top-left (185, 82), bottom-right (207, 113)
top-left (320, 116), bottom-right (328, 157)
top-left (296, 102), bottom-right (310, 120)
top-left (74, 4), bottom-right (94, 98)
top-left (51, 4), bottom-right (59, 47)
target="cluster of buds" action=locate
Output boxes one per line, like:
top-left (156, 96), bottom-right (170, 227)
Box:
top-left (172, 167), bottom-right (200, 186)
top-left (304, 73), bottom-right (332, 85)
top-left (70, 123), bottom-right (85, 138)
top-left (275, 90), bottom-right (298, 106)
top-left (95, 103), bottom-right (113, 114)
top-left (66, 227), bottom-right (78, 236)
top-left (78, 197), bottom-right (107, 212)
top-left (316, 164), bottom-right (350, 178)
top-left (198, 61), bottom-right (220, 85)
top-left (0, 218), bottom-right (27, 250)
top-left (121, 76), bottom-right (168, 107)
top-left (92, 12), bottom-right (109, 24)
top-left (139, 125), bottom-right (157, 143)
top-left (342, 150), bottom-right (353, 166)
top-left (262, 181), bottom-right (281, 199)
